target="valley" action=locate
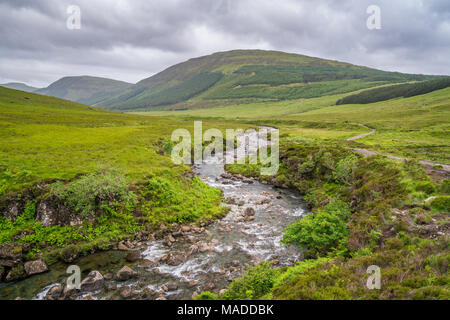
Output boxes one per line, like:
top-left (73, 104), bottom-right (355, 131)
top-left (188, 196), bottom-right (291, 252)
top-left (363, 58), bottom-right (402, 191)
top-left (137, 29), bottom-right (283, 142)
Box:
top-left (0, 49), bottom-right (449, 301)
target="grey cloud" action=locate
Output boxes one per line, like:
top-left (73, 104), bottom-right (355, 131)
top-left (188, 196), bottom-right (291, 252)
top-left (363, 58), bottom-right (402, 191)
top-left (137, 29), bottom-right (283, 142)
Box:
top-left (0, 0), bottom-right (449, 87)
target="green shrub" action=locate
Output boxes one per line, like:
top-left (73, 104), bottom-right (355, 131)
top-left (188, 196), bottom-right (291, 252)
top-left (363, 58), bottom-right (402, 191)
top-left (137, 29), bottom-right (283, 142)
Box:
top-left (333, 155), bottom-right (358, 185)
top-left (281, 200), bottom-right (351, 258)
top-left (440, 179), bottom-right (450, 194)
top-left (51, 170), bottom-right (136, 217)
top-left (415, 181), bottom-right (437, 195)
top-left (430, 196), bottom-right (450, 212)
top-left (194, 292), bottom-right (219, 300)
top-left (222, 262), bottom-right (278, 300)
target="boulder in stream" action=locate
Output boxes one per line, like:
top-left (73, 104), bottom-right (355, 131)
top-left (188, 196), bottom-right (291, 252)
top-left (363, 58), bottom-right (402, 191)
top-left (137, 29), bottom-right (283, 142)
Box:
top-left (116, 266), bottom-right (137, 281)
top-left (244, 207), bottom-right (256, 216)
top-left (80, 271), bottom-right (104, 293)
top-left (24, 259), bottom-right (48, 276)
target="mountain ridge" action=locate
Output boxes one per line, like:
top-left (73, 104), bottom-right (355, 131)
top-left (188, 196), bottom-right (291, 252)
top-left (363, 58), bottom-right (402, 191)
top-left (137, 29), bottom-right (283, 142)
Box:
top-left (36, 75), bottom-right (133, 106)
top-left (95, 49), bottom-right (441, 111)
top-left (0, 82), bottom-right (40, 93)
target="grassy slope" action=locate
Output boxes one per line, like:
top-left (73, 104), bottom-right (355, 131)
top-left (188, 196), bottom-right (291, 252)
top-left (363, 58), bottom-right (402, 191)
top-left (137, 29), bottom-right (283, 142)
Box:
top-left (97, 50), bottom-right (437, 111)
top-left (139, 87), bottom-right (450, 164)
top-left (0, 87), bottom-right (250, 269)
top-left (36, 76), bottom-right (133, 106)
top-left (214, 140), bottom-right (449, 300)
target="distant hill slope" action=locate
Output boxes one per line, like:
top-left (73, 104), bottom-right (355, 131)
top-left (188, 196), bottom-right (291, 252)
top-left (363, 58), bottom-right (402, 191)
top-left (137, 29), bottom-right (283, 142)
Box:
top-left (36, 76), bottom-right (133, 106)
top-left (0, 82), bottom-right (39, 93)
top-left (336, 77), bottom-right (450, 105)
top-left (96, 50), bottom-right (440, 111)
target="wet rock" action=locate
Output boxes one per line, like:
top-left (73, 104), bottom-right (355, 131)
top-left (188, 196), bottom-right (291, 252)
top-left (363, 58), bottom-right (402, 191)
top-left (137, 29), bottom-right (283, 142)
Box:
top-left (24, 259), bottom-right (48, 276)
top-left (120, 287), bottom-right (133, 299)
top-left (237, 201), bottom-right (245, 206)
top-left (81, 271), bottom-right (104, 293)
top-left (36, 199), bottom-right (84, 227)
top-left (230, 260), bottom-right (240, 267)
top-left (137, 259), bottom-right (153, 268)
top-left (224, 197), bottom-right (237, 205)
top-left (116, 266), bottom-right (138, 281)
top-left (5, 264), bottom-right (25, 282)
top-left (166, 253), bottom-right (185, 266)
top-left (244, 207), bottom-right (256, 216)
top-left (167, 283), bottom-right (178, 291)
top-left (118, 242), bottom-right (129, 251)
top-left (45, 285), bottom-right (64, 300)
top-left (181, 225), bottom-right (191, 233)
top-left (0, 243), bottom-right (23, 267)
top-left (104, 273), bottom-right (113, 280)
top-left (187, 245), bottom-right (199, 256)
top-left (126, 250), bottom-right (141, 262)
top-left (0, 266), bottom-right (4, 280)
top-left (203, 283), bottom-right (216, 291)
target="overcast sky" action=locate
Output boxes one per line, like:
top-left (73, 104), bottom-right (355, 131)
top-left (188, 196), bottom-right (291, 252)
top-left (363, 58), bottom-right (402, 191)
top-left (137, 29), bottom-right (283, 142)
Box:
top-left (0, 0), bottom-right (449, 87)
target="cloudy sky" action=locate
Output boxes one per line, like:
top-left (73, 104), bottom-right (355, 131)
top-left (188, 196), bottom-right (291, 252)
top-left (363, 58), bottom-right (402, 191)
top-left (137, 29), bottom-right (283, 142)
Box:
top-left (0, 0), bottom-right (449, 87)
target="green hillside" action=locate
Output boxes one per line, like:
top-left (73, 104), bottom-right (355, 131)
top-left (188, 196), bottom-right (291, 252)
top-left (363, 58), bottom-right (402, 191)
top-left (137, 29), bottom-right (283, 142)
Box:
top-left (336, 77), bottom-right (450, 105)
top-left (0, 87), bottom-right (249, 270)
top-left (0, 83), bottom-right (39, 93)
top-left (97, 50), bottom-right (439, 111)
top-left (36, 76), bottom-right (133, 106)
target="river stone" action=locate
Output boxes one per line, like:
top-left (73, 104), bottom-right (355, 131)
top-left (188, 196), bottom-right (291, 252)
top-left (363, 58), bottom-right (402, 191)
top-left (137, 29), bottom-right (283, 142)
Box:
top-left (126, 250), bottom-right (141, 262)
top-left (45, 285), bottom-right (64, 300)
top-left (181, 225), bottom-right (191, 233)
top-left (244, 207), bottom-right (256, 216)
top-left (81, 271), bottom-right (104, 293)
top-left (0, 243), bottom-right (23, 267)
top-left (116, 266), bottom-right (137, 281)
top-left (167, 283), bottom-right (178, 291)
top-left (120, 287), bottom-right (133, 299)
top-left (24, 259), bottom-right (48, 276)
top-left (166, 253), bottom-right (185, 266)
top-left (118, 242), bottom-right (129, 251)
top-left (5, 264), bottom-right (25, 282)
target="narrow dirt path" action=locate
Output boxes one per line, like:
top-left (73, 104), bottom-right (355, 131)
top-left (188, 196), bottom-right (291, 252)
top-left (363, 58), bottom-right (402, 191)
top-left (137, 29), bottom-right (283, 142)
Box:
top-left (347, 124), bottom-right (376, 141)
top-left (347, 124), bottom-right (450, 173)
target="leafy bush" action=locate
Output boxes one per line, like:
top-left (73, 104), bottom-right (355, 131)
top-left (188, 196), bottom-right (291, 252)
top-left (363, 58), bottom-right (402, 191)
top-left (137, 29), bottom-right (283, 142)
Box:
top-left (194, 292), bottom-right (219, 300)
top-left (222, 262), bottom-right (278, 300)
top-left (440, 179), bottom-right (450, 194)
top-left (282, 200), bottom-right (351, 258)
top-left (51, 170), bottom-right (136, 217)
top-left (430, 196), bottom-right (450, 212)
top-left (333, 155), bottom-right (358, 185)
top-left (415, 181), bottom-right (437, 195)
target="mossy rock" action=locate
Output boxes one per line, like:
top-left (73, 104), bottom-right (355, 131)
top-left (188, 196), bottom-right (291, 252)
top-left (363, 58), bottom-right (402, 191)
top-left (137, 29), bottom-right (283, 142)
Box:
top-left (59, 244), bottom-right (80, 263)
top-left (5, 264), bottom-right (26, 282)
top-left (0, 266), bottom-right (5, 280)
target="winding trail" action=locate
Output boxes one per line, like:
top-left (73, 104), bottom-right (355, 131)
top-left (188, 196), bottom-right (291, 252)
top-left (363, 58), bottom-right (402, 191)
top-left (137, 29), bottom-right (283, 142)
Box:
top-left (347, 124), bottom-right (450, 173)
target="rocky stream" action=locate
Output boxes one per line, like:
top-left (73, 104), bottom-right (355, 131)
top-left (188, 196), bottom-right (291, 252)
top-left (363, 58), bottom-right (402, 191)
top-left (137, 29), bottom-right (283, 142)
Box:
top-left (0, 129), bottom-right (308, 300)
